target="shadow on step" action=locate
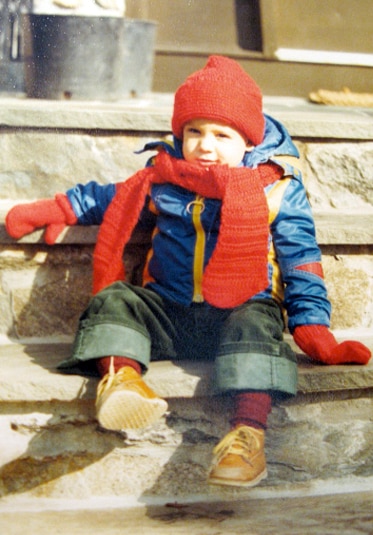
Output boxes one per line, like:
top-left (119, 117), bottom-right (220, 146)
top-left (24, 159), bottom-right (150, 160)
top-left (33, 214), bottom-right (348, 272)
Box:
top-left (0, 343), bottom-right (230, 500)
top-left (0, 394), bottom-right (228, 500)
top-left (2, 341), bottom-right (372, 503)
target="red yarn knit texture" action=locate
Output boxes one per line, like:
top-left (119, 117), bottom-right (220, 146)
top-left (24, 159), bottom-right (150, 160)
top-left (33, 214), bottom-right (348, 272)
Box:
top-left (230, 391), bottom-right (272, 430)
top-left (5, 193), bottom-right (77, 245)
top-left (96, 356), bottom-right (142, 377)
top-left (293, 324), bottom-right (371, 365)
top-left (172, 55), bottom-right (265, 145)
top-left (93, 151), bottom-right (283, 308)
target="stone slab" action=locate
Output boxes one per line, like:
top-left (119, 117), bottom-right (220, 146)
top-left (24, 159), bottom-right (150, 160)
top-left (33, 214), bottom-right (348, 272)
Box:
top-left (314, 213), bottom-right (373, 245)
top-left (1, 213), bottom-right (373, 245)
top-left (1, 96), bottom-right (373, 139)
top-left (0, 338), bottom-right (372, 403)
top-left (0, 490), bottom-right (372, 535)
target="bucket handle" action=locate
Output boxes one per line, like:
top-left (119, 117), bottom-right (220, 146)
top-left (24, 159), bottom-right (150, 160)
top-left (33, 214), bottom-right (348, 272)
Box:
top-left (9, 13), bottom-right (21, 61)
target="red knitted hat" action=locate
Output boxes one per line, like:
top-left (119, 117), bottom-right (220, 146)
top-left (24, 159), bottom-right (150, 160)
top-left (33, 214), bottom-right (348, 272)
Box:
top-left (172, 55), bottom-right (265, 145)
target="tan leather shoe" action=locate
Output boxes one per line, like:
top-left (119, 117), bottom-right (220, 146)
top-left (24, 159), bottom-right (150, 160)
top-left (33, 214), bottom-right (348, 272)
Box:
top-left (96, 362), bottom-right (168, 431)
top-left (208, 425), bottom-right (267, 487)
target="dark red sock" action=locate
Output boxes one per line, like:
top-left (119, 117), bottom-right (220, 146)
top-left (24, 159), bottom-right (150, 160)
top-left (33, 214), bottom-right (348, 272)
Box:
top-left (95, 356), bottom-right (142, 377)
top-left (230, 391), bottom-right (272, 430)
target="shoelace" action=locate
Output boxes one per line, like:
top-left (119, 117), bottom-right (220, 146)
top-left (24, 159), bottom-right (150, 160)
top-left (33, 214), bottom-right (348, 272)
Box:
top-left (97, 356), bottom-right (118, 398)
top-left (212, 427), bottom-right (261, 466)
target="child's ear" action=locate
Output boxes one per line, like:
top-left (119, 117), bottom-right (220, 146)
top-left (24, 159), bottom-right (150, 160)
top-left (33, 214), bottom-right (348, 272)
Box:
top-left (245, 142), bottom-right (254, 152)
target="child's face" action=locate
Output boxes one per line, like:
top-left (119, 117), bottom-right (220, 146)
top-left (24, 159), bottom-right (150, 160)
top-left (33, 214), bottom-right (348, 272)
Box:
top-left (182, 118), bottom-right (253, 168)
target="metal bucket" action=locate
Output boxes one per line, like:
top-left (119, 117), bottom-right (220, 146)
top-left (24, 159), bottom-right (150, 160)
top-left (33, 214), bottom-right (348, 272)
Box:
top-left (22, 15), bottom-right (156, 100)
top-left (0, 0), bottom-right (32, 94)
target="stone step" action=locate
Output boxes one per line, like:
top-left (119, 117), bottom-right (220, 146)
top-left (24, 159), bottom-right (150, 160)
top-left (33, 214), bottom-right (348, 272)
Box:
top-left (0, 489), bottom-right (372, 535)
top-left (1, 96), bottom-right (372, 523)
top-left (0, 335), bottom-right (372, 507)
top-left (1, 206), bottom-right (373, 246)
top-left (1, 334), bottom-right (373, 403)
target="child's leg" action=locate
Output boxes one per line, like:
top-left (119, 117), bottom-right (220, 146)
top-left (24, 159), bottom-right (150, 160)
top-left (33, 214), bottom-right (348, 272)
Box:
top-left (230, 391), bottom-right (272, 430)
top-left (208, 299), bottom-right (296, 487)
top-left (95, 356), bottom-right (168, 431)
top-left (58, 282), bottom-right (177, 431)
top-left (213, 299), bottom-right (297, 396)
top-left (96, 356), bottom-right (142, 376)
top-left (61, 282), bottom-right (177, 373)
top-left (208, 391), bottom-right (272, 488)
top-left (94, 354), bottom-right (168, 431)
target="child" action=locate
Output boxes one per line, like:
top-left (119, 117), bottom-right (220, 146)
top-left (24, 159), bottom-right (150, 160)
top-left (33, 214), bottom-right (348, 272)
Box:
top-left (6, 56), bottom-right (371, 488)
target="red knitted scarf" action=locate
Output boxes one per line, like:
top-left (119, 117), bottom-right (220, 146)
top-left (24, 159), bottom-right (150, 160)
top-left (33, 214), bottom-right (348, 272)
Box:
top-left (93, 151), bottom-right (282, 308)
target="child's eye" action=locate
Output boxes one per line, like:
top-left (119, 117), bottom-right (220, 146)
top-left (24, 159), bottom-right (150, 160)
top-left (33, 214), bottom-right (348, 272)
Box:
top-left (187, 127), bottom-right (200, 134)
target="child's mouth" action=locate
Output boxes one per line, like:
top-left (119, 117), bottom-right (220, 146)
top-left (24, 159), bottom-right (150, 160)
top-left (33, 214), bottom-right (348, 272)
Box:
top-left (196, 159), bottom-right (218, 167)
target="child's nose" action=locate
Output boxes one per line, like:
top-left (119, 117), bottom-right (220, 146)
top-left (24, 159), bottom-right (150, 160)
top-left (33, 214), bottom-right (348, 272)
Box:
top-left (199, 134), bottom-right (214, 151)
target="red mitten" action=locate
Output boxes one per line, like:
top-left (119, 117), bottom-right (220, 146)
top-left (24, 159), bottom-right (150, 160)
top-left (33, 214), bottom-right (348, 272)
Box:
top-left (5, 194), bottom-right (77, 245)
top-left (293, 324), bottom-right (371, 365)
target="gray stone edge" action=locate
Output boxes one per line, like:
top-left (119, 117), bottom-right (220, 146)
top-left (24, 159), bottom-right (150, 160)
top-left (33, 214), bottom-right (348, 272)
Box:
top-left (1, 212), bottom-right (373, 245)
top-left (0, 96), bottom-right (373, 139)
top-left (0, 338), bottom-right (372, 403)
top-left (0, 208), bottom-right (373, 245)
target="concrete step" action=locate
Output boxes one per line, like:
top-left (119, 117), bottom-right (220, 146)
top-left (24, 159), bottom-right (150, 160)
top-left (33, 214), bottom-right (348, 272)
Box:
top-left (0, 489), bottom-right (372, 535)
top-left (2, 208), bottom-right (373, 246)
top-left (0, 334), bottom-right (372, 508)
top-left (1, 333), bottom-right (373, 402)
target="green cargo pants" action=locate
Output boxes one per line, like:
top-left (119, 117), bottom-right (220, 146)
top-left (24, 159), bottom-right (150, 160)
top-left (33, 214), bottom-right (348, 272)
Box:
top-left (58, 282), bottom-right (298, 396)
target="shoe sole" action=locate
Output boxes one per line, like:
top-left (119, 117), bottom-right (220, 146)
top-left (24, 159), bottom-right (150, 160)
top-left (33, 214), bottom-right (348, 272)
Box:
top-left (208, 467), bottom-right (268, 488)
top-left (97, 389), bottom-right (168, 431)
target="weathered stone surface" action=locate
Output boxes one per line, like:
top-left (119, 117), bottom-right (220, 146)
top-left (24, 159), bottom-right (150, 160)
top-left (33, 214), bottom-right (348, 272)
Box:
top-left (0, 245), bottom-right (93, 338)
top-left (1, 342), bottom-right (373, 403)
top-left (1, 246), bottom-right (372, 337)
top-left (1, 132), bottom-right (373, 206)
top-left (0, 246), bottom-right (368, 336)
top-left (0, 99), bottom-right (373, 202)
top-left (0, 130), bottom-right (157, 200)
top-left (0, 97), bottom-right (173, 133)
top-left (1, 393), bottom-right (372, 501)
top-left (0, 339), bottom-right (372, 504)
top-left (2, 96), bottom-right (373, 138)
top-left (314, 213), bottom-right (373, 244)
top-left (322, 254), bottom-right (373, 330)
top-left (304, 142), bottom-right (373, 211)
top-left (2, 213), bottom-right (373, 246)
top-left (268, 395), bottom-right (373, 482)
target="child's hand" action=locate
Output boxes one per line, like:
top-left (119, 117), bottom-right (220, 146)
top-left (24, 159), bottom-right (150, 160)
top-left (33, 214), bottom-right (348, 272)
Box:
top-left (5, 194), bottom-right (77, 245)
top-left (293, 324), bottom-right (371, 365)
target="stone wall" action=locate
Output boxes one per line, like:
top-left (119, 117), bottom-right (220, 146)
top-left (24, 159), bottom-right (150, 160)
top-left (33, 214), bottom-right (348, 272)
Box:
top-left (1, 392), bottom-right (372, 500)
top-left (1, 128), bottom-right (373, 209)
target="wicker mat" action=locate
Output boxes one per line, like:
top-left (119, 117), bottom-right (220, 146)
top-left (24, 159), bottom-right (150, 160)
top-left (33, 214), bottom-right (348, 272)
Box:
top-left (309, 87), bottom-right (373, 107)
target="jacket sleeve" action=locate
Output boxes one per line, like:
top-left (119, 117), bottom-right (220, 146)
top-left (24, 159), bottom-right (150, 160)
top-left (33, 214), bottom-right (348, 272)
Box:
top-left (66, 181), bottom-right (117, 225)
top-left (271, 177), bottom-right (331, 332)
top-left (66, 180), bottom-right (156, 230)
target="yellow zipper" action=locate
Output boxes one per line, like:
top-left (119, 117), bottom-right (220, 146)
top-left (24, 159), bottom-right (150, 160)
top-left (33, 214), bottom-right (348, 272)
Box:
top-left (188, 195), bottom-right (206, 303)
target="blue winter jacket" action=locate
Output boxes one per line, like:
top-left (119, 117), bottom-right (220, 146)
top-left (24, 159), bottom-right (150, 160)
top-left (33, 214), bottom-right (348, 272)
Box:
top-left (66, 115), bottom-right (331, 332)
